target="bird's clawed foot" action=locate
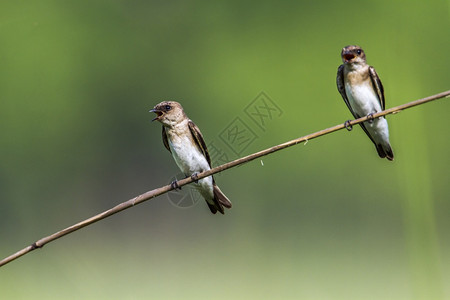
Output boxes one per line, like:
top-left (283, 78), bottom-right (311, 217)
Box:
top-left (190, 172), bottom-right (199, 183)
top-left (344, 120), bottom-right (353, 131)
top-left (170, 180), bottom-right (181, 190)
top-left (367, 113), bottom-right (375, 124)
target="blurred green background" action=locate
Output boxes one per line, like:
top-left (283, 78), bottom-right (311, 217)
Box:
top-left (1, 1), bottom-right (449, 299)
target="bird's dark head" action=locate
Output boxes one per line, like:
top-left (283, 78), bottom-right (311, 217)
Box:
top-left (341, 45), bottom-right (366, 65)
top-left (150, 101), bottom-right (186, 126)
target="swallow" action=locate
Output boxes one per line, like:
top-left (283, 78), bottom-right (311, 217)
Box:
top-left (150, 101), bottom-right (232, 214)
top-left (337, 45), bottom-right (394, 160)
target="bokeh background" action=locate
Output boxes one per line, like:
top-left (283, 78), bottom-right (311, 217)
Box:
top-left (1, 1), bottom-right (449, 299)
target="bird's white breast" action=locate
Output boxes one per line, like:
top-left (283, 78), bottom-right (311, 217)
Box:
top-left (344, 78), bottom-right (390, 146)
top-left (345, 81), bottom-right (382, 117)
top-left (168, 133), bottom-right (210, 175)
top-left (167, 130), bottom-right (214, 198)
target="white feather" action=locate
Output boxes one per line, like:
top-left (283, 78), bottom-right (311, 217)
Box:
top-left (345, 81), bottom-right (390, 147)
top-left (167, 122), bottom-right (214, 199)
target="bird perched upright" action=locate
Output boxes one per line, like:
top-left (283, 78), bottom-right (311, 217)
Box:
top-left (337, 45), bottom-right (394, 161)
top-left (150, 101), bottom-right (232, 214)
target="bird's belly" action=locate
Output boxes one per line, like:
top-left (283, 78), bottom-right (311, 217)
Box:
top-left (169, 136), bottom-right (214, 198)
top-left (365, 116), bottom-right (390, 143)
top-left (169, 136), bottom-right (210, 176)
top-left (345, 83), bottom-right (381, 116)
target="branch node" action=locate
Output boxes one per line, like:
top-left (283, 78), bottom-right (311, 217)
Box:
top-left (31, 242), bottom-right (42, 250)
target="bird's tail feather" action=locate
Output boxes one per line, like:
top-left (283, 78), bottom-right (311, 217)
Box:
top-left (209, 184), bottom-right (232, 215)
top-left (376, 143), bottom-right (394, 161)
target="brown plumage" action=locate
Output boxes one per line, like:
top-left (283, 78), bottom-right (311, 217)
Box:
top-left (337, 45), bottom-right (394, 161)
top-left (151, 101), bottom-right (232, 214)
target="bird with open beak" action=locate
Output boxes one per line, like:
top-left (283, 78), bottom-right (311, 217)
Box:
top-left (337, 45), bottom-right (394, 160)
top-left (150, 101), bottom-right (232, 214)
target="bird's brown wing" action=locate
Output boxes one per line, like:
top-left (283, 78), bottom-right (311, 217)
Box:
top-left (369, 66), bottom-right (385, 110)
top-left (337, 64), bottom-right (357, 117)
top-left (188, 120), bottom-right (211, 167)
top-left (162, 126), bottom-right (171, 153)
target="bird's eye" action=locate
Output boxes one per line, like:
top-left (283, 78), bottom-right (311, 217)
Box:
top-left (165, 105), bottom-right (171, 110)
top-left (356, 49), bottom-right (362, 55)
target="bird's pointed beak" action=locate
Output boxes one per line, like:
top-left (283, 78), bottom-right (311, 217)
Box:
top-left (150, 108), bottom-right (163, 122)
top-left (342, 51), bottom-right (355, 63)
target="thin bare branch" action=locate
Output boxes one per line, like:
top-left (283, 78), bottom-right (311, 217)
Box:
top-left (1, 90), bottom-right (449, 267)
